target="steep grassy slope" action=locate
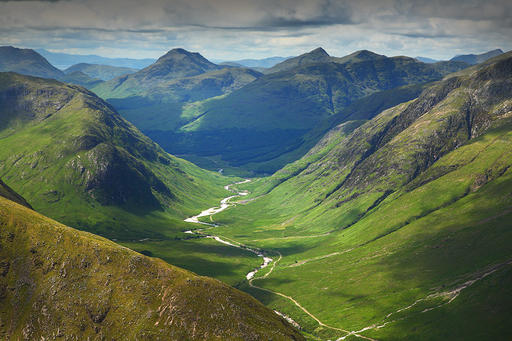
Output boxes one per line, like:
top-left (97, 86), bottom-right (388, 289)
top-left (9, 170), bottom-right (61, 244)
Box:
top-left (64, 63), bottom-right (137, 80)
top-left (0, 72), bottom-right (230, 241)
top-left (203, 52), bottom-right (512, 339)
top-left (0, 46), bottom-right (64, 79)
top-left (145, 51), bottom-right (467, 174)
top-left (0, 195), bottom-right (303, 340)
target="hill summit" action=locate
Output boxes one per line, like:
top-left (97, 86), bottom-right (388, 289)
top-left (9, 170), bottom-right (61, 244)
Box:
top-left (0, 46), bottom-right (64, 79)
top-left (265, 47), bottom-right (332, 73)
top-left (140, 48), bottom-right (221, 80)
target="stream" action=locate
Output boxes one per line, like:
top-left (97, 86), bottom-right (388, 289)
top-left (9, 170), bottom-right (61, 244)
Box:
top-left (183, 179), bottom-right (301, 330)
top-left (183, 179), bottom-right (273, 280)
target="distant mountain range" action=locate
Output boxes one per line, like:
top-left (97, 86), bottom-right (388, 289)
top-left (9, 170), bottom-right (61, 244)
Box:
top-left (64, 63), bottom-right (137, 80)
top-left (218, 56), bottom-right (288, 68)
top-left (415, 56), bottom-right (439, 63)
top-left (450, 49), bottom-right (504, 65)
top-left (113, 47), bottom-right (468, 174)
top-left (1, 44), bottom-right (506, 176)
top-left (36, 48), bottom-right (155, 69)
top-left (415, 49), bottom-right (504, 65)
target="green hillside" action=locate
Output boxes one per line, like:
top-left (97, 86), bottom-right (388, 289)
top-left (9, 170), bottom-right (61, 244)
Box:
top-left (0, 72), bottom-right (234, 238)
top-left (0, 193), bottom-right (303, 340)
top-left (142, 50), bottom-right (468, 174)
top-left (199, 52), bottom-right (512, 339)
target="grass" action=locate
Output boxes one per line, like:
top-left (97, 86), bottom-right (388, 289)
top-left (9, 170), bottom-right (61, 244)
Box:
top-left (120, 237), bottom-right (261, 286)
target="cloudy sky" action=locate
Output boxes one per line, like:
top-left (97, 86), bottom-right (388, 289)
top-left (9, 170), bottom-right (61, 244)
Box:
top-left (0, 0), bottom-right (510, 61)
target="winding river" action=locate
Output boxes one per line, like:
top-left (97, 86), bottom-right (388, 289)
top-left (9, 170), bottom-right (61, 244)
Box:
top-left (183, 179), bottom-right (273, 280)
top-left (184, 179), bottom-right (302, 330)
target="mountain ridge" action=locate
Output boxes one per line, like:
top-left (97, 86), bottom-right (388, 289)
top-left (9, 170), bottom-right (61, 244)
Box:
top-left (0, 46), bottom-right (64, 79)
top-left (450, 49), bottom-right (504, 65)
top-left (143, 49), bottom-right (469, 174)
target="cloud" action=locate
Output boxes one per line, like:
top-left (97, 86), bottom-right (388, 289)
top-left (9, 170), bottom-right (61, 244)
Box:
top-left (0, 0), bottom-right (510, 60)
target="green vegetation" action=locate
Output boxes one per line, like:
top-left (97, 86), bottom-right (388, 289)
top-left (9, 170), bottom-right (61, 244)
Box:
top-left (0, 194), bottom-right (303, 340)
top-left (198, 52), bottom-right (512, 339)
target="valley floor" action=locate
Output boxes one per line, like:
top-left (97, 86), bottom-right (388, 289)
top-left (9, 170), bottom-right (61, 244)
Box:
top-left (171, 164), bottom-right (512, 340)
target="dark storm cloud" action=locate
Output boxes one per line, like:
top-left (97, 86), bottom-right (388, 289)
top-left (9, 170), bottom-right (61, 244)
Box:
top-left (0, 0), bottom-right (510, 60)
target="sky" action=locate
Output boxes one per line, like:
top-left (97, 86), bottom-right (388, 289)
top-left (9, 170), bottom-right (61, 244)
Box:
top-left (0, 0), bottom-right (511, 61)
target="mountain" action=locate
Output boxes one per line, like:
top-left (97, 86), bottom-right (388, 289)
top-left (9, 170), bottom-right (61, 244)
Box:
top-left (0, 47), bottom-right (106, 88)
top-left (221, 56), bottom-right (288, 68)
top-left (0, 191), bottom-right (303, 340)
top-left (208, 51), bottom-right (512, 340)
top-left (92, 48), bottom-right (237, 99)
top-left (132, 48), bottom-right (222, 81)
top-left (0, 72), bottom-right (228, 241)
top-left (92, 49), bottom-right (263, 143)
top-left (0, 46), bottom-right (64, 79)
top-left (264, 47), bottom-right (332, 74)
top-left (64, 63), bottom-right (137, 80)
top-left (141, 50), bottom-right (468, 174)
top-left (94, 64), bottom-right (260, 103)
top-left (36, 48), bottom-right (155, 69)
top-left (450, 49), bottom-right (504, 65)
top-left (415, 56), bottom-right (439, 63)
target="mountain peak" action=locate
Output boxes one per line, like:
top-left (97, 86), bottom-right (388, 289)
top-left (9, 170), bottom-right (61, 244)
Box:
top-left (0, 45), bottom-right (64, 79)
top-left (137, 48), bottom-right (220, 79)
top-left (308, 47), bottom-right (329, 57)
top-left (265, 47), bottom-right (331, 73)
top-left (450, 49), bottom-right (504, 65)
top-left (333, 49), bottom-right (385, 65)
